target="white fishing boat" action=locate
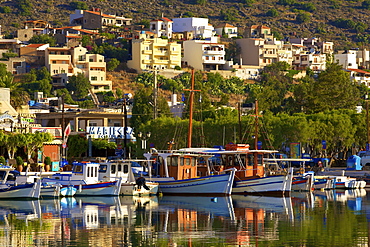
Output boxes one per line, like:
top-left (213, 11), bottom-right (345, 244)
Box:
top-left (42, 161), bottom-right (122, 196)
top-left (98, 159), bottom-right (159, 196)
top-left (0, 165), bottom-right (41, 199)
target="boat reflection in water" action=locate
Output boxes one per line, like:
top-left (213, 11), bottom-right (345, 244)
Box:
top-left (0, 189), bottom-right (367, 246)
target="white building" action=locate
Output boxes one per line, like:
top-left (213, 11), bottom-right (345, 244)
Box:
top-left (334, 50), bottom-right (358, 69)
top-left (182, 40), bottom-right (225, 70)
top-left (150, 17), bottom-right (173, 39)
top-left (172, 18), bottom-right (215, 39)
top-left (214, 23), bottom-right (238, 38)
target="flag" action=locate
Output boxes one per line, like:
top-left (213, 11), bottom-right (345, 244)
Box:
top-left (63, 123), bottom-right (71, 148)
top-left (64, 123), bottom-right (71, 138)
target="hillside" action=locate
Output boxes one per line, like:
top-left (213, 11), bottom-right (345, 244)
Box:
top-left (1, 0), bottom-right (370, 49)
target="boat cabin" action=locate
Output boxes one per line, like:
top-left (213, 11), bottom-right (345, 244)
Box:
top-left (151, 153), bottom-right (199, 180)
top-left (98, 160), bottom-right (136, 183)
top-left (50, 161), bottom-right (100, 184)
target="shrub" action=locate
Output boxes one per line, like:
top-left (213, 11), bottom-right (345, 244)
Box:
top-left (0, 157), bottom-right (5, 165)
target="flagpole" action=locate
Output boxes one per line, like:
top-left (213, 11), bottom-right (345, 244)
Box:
top-left (61, 94), bottom-right (65, 163)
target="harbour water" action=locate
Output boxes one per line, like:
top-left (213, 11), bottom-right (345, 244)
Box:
top-left (0, 189), bottom-right (369, 246)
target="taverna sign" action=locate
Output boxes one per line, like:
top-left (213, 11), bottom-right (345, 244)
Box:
top-left (86, 127), bottom-right (134, 139)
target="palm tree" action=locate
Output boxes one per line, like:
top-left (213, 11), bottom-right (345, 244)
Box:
top-left (0, 73), bottom-right (29, 109)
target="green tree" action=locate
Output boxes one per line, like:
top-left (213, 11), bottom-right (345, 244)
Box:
top-left (92, 139), bottom-right (117, 157)
top-left (0, 6), bottom-right (12, 13)
top-left (5, 133), bottom-right (23, 159)
top-left (137, 20), bottom-right (150, 28)
top-left (22, 132), bottom-right (53, 160)
top-left (294, 62), bottom-right (360, 113)
top-left (362, 0), bottom-right (370, 9)
top-left (248, 62), bottom-right (291, 112)
top-left (107, 58), bottom-right (120, 71)
top-left (22, 67), bottom-right (52, 97)
top-left (67, 135), bottom-right (88, 158)
top-left (225, 41), bottom-right (241, 64)
top-left (66, 73), bottom-right (91, 99)
top-left (70, 1), bottom-right (88, 10)
top-left (17, 0), bottom-right (33, 16)
top-left (28, 34), bottom-right (56, 46)
top-left (266, 9), bottom-right (279, 17)
top-left (296, 12), bottom-right (311, 23)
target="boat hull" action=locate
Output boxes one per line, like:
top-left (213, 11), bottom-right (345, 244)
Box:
top-left (41, 185), bottom-right (77, 198)
top-left (0, 180), bottom-right (41, 199)
top-left (232, 171), bottom-right (293, 196)
top-left (152, 170), bottom-right (235, 196)
top-left (74, 180), bottom-right (121, 196)
top-left (120, 182), bottom-right (159, 196)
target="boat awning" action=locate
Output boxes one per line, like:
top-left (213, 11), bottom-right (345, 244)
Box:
top-left (265, 158), bottom-right (312, 162)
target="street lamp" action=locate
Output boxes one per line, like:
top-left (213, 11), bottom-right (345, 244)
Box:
top-left (137, 131), bottom-right (151, 150)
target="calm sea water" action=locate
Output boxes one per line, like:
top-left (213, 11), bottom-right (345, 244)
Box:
top-left (0, 189), bottom-right (369, 246)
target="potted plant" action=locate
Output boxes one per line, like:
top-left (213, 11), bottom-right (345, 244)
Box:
top-left (16, 156), bottom-right (24, 172)
top-left (44, 156), bottom-right (52, 172)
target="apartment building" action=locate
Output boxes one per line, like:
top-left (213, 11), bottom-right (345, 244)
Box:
top-left (45, 45), bottom-right (111, 92)
top-left (127, 34), bottom-right (181, 73)
top-left (17, 20), bottom-right (50, 42)
top-left (182, 40), bottom-right (225, 70)
top-left (172, 17), bottom-right (215, 39)
top-left (244, 25), bottom-right (272, 39)
top-left (70, 9), bottom-right (132, 30)
top-left (236, 38), bottom-right (278, 67)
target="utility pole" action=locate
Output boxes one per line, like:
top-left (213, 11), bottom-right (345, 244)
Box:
top-left (61, 94), bottom-right (65, 161)
top-left (153, 70), bottom-right (158, 119)
top-left (123, 97), bottom-right (128, 159)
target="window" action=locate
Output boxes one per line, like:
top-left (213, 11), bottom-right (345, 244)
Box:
top-left (53, 70), bottom-right (58, 74)
top-left (61, 69), bottom-right (65, 73)
top-left (89, 59), bottom-right (93, 62)
top-left (89, 122), bottom-right (97, 126)
top-left (79, 55), bottom-right (84, 61)
top-left (52, 61), bottom-right (56, 64)
top-left (123, 164), bottom-right (129, 173)
top-left (73, 165), bottom-right (83, 173)
top-left (91, 76), bottom-right (97, 81)
top-left (111, 165), bottom-right (116, 174)
top-left (104, 86), bottom-right (110, 90)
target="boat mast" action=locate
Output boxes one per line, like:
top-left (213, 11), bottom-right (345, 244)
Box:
top-left (367, 94), bottom-right (370, 151)
top-left (184, 69), bottom-right (200, 148)
top-left (253, 100), bottom-right (260, 176)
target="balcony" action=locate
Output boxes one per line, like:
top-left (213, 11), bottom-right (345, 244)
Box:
top-left (142, 50), bottom-right (152, 54)
top-left (202, 59), bottom-right (226, 65)
top-left (203, 50), bottom-right (225, 55)
top-left (153, 59), bottom-right (169, 64)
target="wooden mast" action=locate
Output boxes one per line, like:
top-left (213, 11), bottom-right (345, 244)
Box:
top-left (184, 69), bottom-right (200, 148)
top-left (187, 69), bottom-right (195, 148)
top-left (253, 100), bottom-right (260, 176)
